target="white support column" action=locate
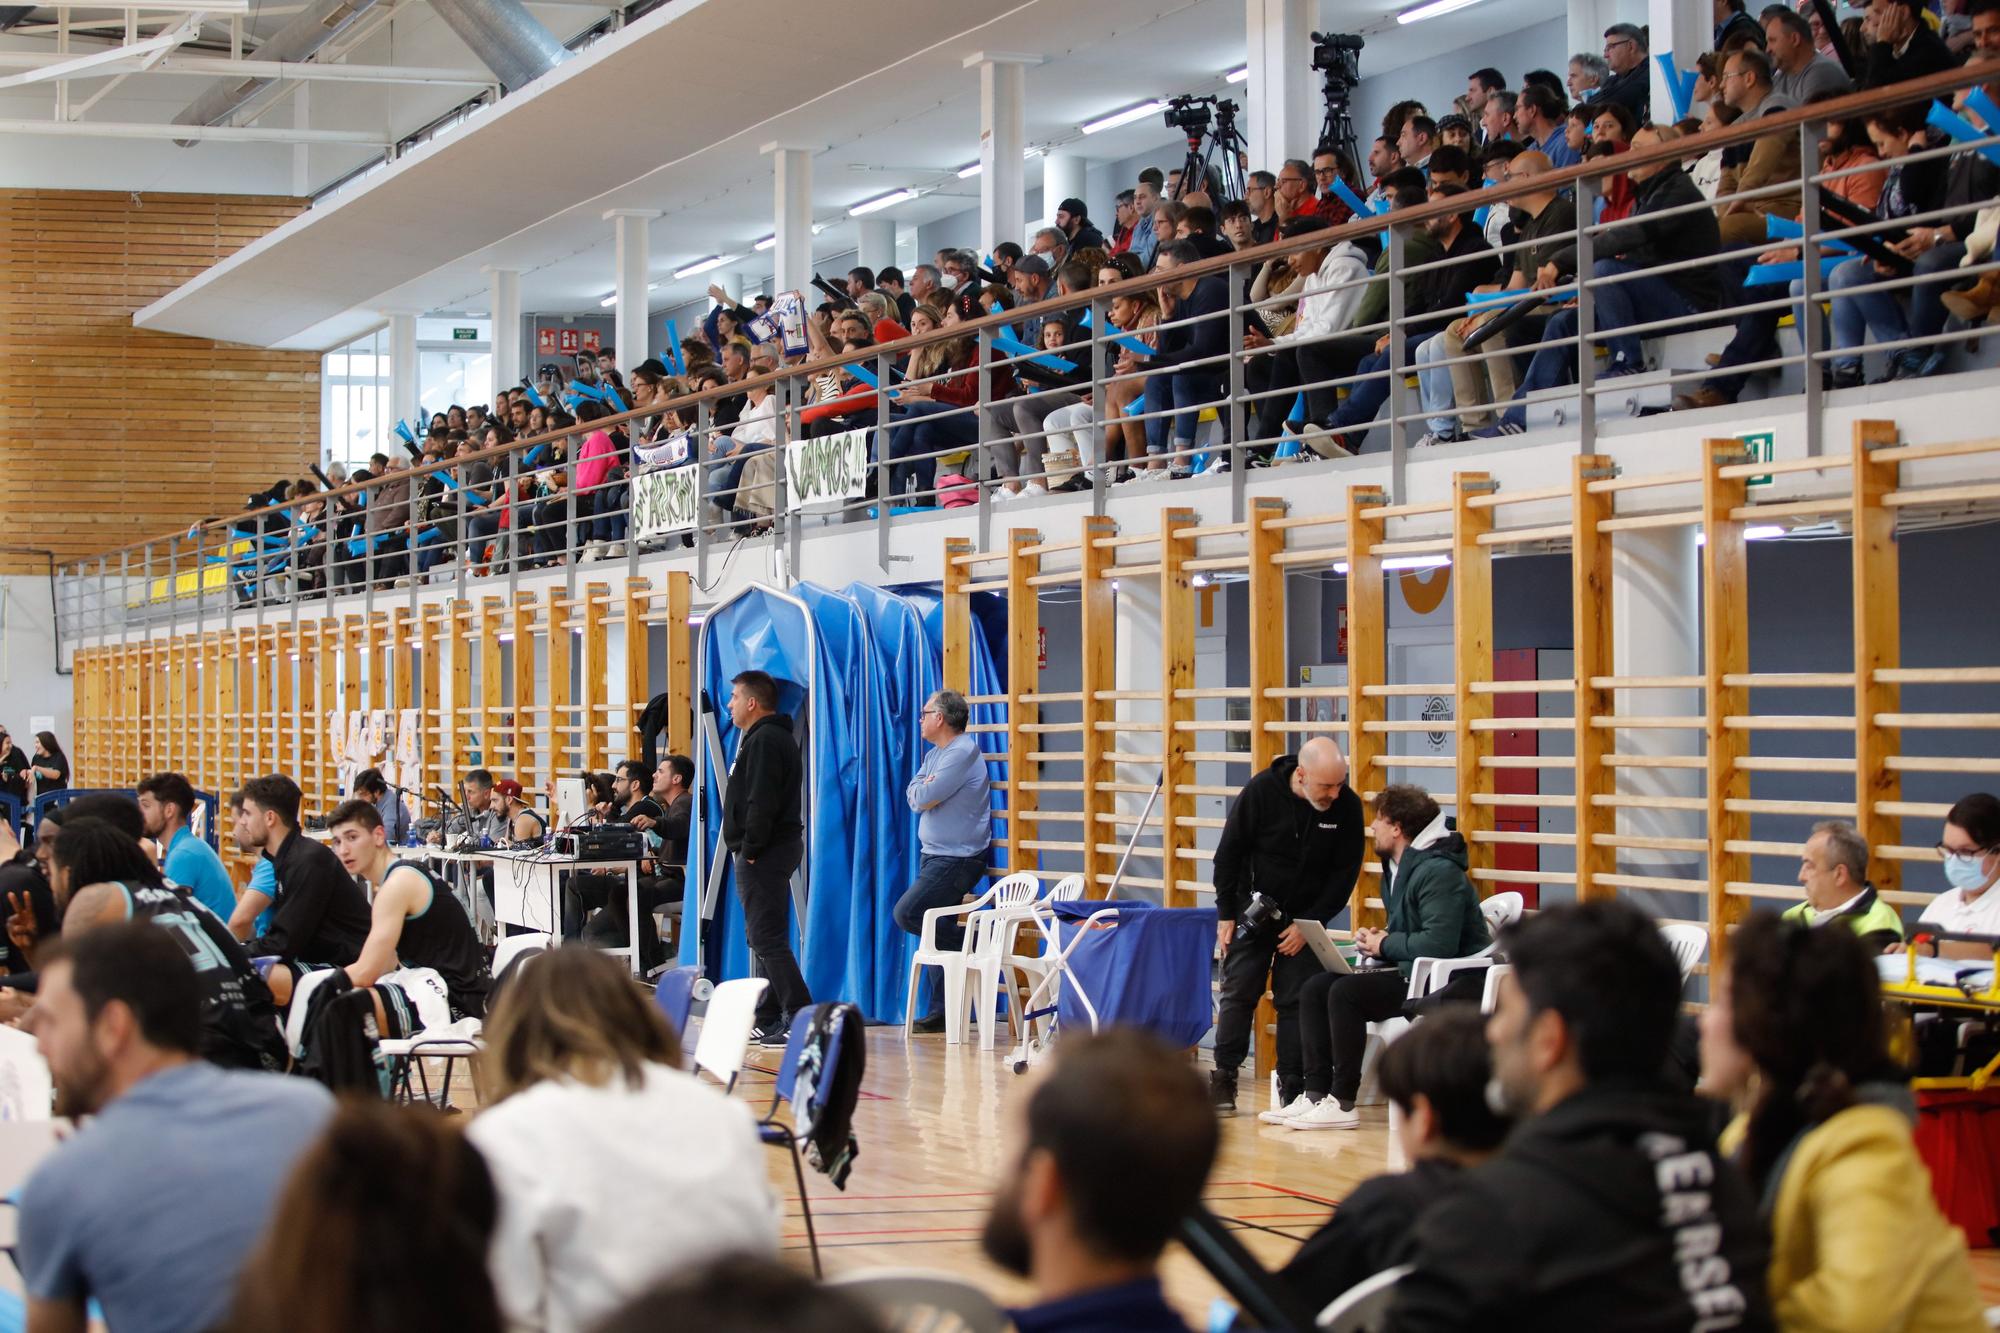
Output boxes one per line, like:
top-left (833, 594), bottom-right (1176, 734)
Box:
top-left (291, 82), bottom-right (310, 197)
top-left (1650, 0), bottom-right (1706, 119)
top-left (965, 51), bottom-right (1042, 253)
top-left (1612, 526), bottom-right (1703, 913)
top-left (486, 266), bottom-right (521, 389)
top-left (762, 142), bottom-right (818, 300)
top-left (1040, 149), bottom-right (1087, 227)
top-left (1113, 581), bottom-right (1164, 897)
top-left (387, 311), bottom-right (418, 424)
top-left (1244, 0), bottom-right (1314, 175)
top-left (1567, 0), bottom-right (1604, 68)
top-left (605, 209), bottom-right (657, 374)
top-left (856, 219), bottom-right (896, 278)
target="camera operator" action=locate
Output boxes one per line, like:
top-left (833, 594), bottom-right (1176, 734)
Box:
top-left (1209, 736), bottom-right (1363, 1117)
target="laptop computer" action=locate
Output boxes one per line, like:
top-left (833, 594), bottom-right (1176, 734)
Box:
top-left (1294, 919), bottom-right (1357, 974)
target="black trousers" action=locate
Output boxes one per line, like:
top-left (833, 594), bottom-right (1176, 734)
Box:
top-left (734, 835), bottom-right (810, 1028)
top-left (1298, 968), bottom-right (1410, 1102)
top-left (1211, 927), bottom-right (1323, 1094)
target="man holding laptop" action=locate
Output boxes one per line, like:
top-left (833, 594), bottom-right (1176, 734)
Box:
top-left (1209, 738), bottom-right (1365, 1117)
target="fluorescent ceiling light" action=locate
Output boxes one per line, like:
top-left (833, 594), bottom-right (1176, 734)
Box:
top-left (674, 253), bottom-right (735, 279)
top-left (1225, 66), bottom-right (1248, 83)
top-left (599, 293), bottom-right (617, 308)
top-left (1329, 555), bottom-right (1453, 574)
top-left (1397, 0), bottom-right (1486, 22)
top-left (1697, 525), bottom-right (1786, 545)
top-left (753, 235), bottom-right (777, 252)
top-left (1081, 99), bottom-right (1167, 135)
top-left (849, 188), bottom-right (917, 217)
top-left (958, 161), bottom-right (983, 179)
top-left (812, 222), bottom-right (830, 235)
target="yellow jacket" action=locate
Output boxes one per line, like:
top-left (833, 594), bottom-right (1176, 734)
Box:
top-left (1721, 1103), bottom-right (1986, 1333)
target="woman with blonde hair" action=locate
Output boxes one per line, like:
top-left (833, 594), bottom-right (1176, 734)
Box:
top-left (466, 946), bottom-right (777, 1333)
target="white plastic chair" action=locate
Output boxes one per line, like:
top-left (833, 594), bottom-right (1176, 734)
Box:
top-left (964, 873), bottom-right (1044, 1050)
top-left (903, 871), bottom-right (1038, 1048)
top-left (1361, 891), bottom-right (1526, 1108)
top-left (692, 976), bottom-right (769, 1092)
top-left (996, 874), bottom-right (1088, 1044)
top-left (1659, 922), bottom-right (1709, 981)
top-left (830, 1268), bottom-right (1011, 1333)
top-left (493, 930), bottom-right (552, 982)
top-left (1317, 1264), bottom-right (1412, 1331)
top-left (1480, 962), bottom-right (1514, 1013)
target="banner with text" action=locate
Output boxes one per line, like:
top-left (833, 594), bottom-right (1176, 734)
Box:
top-left (786, 428), bottom-right (870, 511)
top-left (632, 466), bottom-right (698, 536)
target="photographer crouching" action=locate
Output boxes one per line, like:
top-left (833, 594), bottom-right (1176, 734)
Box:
top-left (1210, 737), bottom-right (1363, 1117)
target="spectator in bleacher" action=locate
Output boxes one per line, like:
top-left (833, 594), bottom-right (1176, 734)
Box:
top-left (1218, 199), bottom-right (1255, 250)
top-left (1314, 146), bottom-right (1359, 224)
top-left (1515, 82), bottom-right (1578, 167)
top-left (844, 266), bottom-right (875, 304)
top-left (1465, 66), bottom-right (1505, 127)
top-left (1765, 3), bottom-right (1854, 100)
top-left (1717, 0), bottom-right (1764, 47)
top-left (1691, 100), bottom-right (1745, 197)
top-left (1236, 173), bottom-right (1276, 246)
top-left (1130, 169), bottom-right (1165, 269)
top-left (1137, 240), bottom-right (1233, 476)
top-left (1817, 101), bottom-right (1951, 386)
top-left (1479, 91), bottom-right (1517, 149)
top-left (1425, 144), bottom-right (1476, 192)
top-left (1425, 152), bottom-right (1576, 442)
top-left (465, 946), bottom-right (776, 1332)
top-left (1568, 50), bottom-right (1610, 102)
top-left (1318, 183), bottom-right (1499, 448)
top-left (1391, 900), bottom-right (1771, 1330)
top-left (909, 262), bottom-right (942, 307)
top-left (1496, 125), bottom-right (1721, 434)
top-left (136, 771), bottom-right (237, 922)
top-left (980, 1027), bottom-right (1216, 1333)
top-left (1178, 205), bottom-right (1231, 259)
top-left (1275, 158), bottom-right (1320, 227)
top-left (1150, 200), bottom-right (1187, 251)
top-left (361, 450), bottom-right (412, 584)
top-left (1366, 136), bottom-right (1406, 212)
top-left (1054, 196), bottom-right (1106, 258)
top-left (1006, 254), bottom-right (1057, 344)
top-left (1703, 913), bottom-right (1985, 1330)
top-left (233, 1100), bottom-right (502, 1333)
top-left (1781, 820), bottom-right (1905, 952)
top-left (1245, 216), bottom-right (1372, 448)
top-left (1523, 67), bottom-right (1565, 97)
top-left (1863, 0), bottom-right (1956, 87)
top-left (1277, 1010), bottom-right (1511, 1313)
top-left (1563, 100), bottom-right (1596, 165)
top-left (1597, 23), bottom-right (1652, 119)
top-left (1717, 46), bottom-right (1804, 247)
top-left (878, 267), bottom-right (916, 324)
top-left (1438, 114), bottom-right (1476, 153)
top-left (1399, 114), bottom-right (1440, 175)
top-left (1107, 189), bottom-right (1139, 257)
top-left (884, 327), bottom-right (982, 498)
top-left (1897, 3), bottom-right (2000, 355)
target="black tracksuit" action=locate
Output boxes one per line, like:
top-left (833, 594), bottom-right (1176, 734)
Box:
top-left (722, 713), bottom-right (809, 1028)
top-left (249, 828), bottom-right (372, 968)
top-left (1280, 1157), bottom-right (1467, 1314)
top-left (1390, 1081), bottom-right (1775, 1332)
top-left (1210, 757), bottom-right (1365, 1092)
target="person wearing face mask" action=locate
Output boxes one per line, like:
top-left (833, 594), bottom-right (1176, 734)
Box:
top-left (1901, 792), bottom-right (2000, 954)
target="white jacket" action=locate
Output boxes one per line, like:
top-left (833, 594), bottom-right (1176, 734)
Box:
top-left (467, 1063), bottom-right (779, 1333)
top-left (1277, 241), bottom-right (1371, 344)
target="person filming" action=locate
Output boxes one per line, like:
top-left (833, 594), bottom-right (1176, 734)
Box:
top-left (1208, 737), bottom-right (1364, 1117)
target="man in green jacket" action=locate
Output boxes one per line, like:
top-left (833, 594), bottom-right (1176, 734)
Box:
top-left (1284, 783), bottom-right (1492, 1131)
top-left (1781, 820), bottom-right (1903, 954)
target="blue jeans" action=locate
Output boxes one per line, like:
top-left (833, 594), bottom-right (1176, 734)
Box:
top-left (1328, 334), bottom-right (1427, 431)
top-left (586, 484), bottom-right (627, 543)
top-left (893, 852), bottom-right (989, 1017)
top-left (1501, 261), bottom-right (1697, 429)
top-left (1910, 240), bottom-right (1968, 342)
top-left (1828, 254), bottom-right (1908, 368)
top-left (886, 401), bottom-right (977, 495)
top-left (710, 443), bottom-right (764, 515)
top-left (1142, 369), bottom-right (1224, 457)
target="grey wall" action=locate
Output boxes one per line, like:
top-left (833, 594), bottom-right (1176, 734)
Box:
top-left (0, 575), bottom-right (73, 766)
top-left (1351, 17), bottom-right (1566, 154)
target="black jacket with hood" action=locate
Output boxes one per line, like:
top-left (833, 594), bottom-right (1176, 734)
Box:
top-left (1378, 812), bottom-right (1489, 979)
top-left (1211, 755), bottom-right (1364, 924)
top-left (722, 713), bottom-right (803, 858)
top-left (1391, 1081), bottom-right (1775, 1333)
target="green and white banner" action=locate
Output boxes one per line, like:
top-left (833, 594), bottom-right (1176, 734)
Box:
top-left (786, 428), bottom-right (870, 511)
top-left (631, 466), bottom-right (698, 536)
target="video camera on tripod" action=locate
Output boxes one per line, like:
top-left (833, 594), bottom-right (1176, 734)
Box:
top-left (1310, 31), bottom-right (1365, 184)
top-left (1163, 93), bottom-right (1247, 203)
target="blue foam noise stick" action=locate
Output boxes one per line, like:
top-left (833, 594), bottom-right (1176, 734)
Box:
top-left (664, 319), bottom-right (685, 376)
top-left (1287, 393), bottom-right (1306, 424)
top-left (1104, 322), bottom-right (1153, 357)
top-left (1967, 88), bottom-right (2000, 140)
top-left (1330, 178), bottom-right (1376, 219)
top-left (1928, 99), bottom-right (2000, 169)
top-left (846, 363), bottom-right (900, 398)
top-left (1765, 214), bottom-right (1853, 255)
top-left (1743, 258), bottom-right (1846, 287)
top-left (992, 332), bottom-right (1078, 373)
top-left (520, 379), bottom-right (548, 409)
top-left (394, 420), bottom-right (418, 447)
top-left (1123, 396), bottom-right (1148, 417)
top-left (1655, 53), bottom-right (1696, 121)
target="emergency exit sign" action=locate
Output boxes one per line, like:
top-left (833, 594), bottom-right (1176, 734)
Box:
top-left (1737, 431), bottom-right (1774, 488)
top-left (453, 327), bottom-right (478, 340)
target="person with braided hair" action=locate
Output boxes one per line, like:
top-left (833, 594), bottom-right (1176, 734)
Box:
top-left (1702, 913), bottom-right (1983, 1331)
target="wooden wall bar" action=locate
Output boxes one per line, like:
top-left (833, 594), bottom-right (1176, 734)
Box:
top-left (70, 576), bottom-right (693, 853)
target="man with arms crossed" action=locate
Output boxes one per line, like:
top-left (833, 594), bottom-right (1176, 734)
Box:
top-left (894, 689), bottom-right (992, 1033)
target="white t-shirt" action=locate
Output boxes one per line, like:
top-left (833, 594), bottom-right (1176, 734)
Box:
top-left (1918, 884), bottom-right (2000, 938)
top-left (466, 1063), bottom-right (779, 1333)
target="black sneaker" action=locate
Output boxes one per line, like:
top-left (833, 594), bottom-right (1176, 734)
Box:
top-left (752, 1024), bottom-right (791, 1048)
top-left (911, 1013), bottom-right (947, 1034)
top-left (1209, 1070), bottom-right (1238, 1117)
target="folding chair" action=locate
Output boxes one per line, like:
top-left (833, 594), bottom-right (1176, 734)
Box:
top-left (693, 976), bottom-right (768, 1093)
top-left (383, 1031), bottom-right (482, 1109)
top-left (653, 965), bottom-right (700, 1040)
top-left (1317, 1264), bottom-right (1412, 1331)
top-left (758, 1013), bottom-right (824, 1278)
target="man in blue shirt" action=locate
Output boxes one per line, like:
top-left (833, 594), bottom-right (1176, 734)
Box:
top-left (982, 1027), bottom-right (1217, 1333)
top-left (353, 767), bottom-right (411, 846)
top-left (136, 771), bottom-right (236, 921)
top-left (892, 688), bottom-right (992, 1033)
top-left (19, 922), bottom-right (334, 1333)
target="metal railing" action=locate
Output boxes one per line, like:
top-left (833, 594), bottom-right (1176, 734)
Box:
top-left (57, 60), bottom-right (2000, 644)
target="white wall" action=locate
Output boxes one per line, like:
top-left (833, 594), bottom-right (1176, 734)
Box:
top-left (0, 576), bottom-right (73, 762)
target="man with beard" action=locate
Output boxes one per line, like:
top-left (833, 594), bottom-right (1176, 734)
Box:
top-left (17, 924), bottom-right (333, 1333)
top-left (979, 1027), bottom-right (1217, 1333)
top-left (1389, 900), bottom-right (1773, 1331)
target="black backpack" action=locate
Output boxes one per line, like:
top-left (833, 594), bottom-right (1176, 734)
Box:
top-left (295, 972), bottom-right (393, 1097)
top-left (792, 1001), bottom-right (866, 1190)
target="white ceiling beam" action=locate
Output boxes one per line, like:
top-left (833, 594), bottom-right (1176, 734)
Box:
top-left (0, 117), bottom-right (386, 143)
top-left (23, 1), bottom-right (249, 11)
top-left (0, 14), bottom-right (195, 89)
top-left (67, 13), bottom-right (192, 116)
top-left (0, 50), bottom-right (496, 86)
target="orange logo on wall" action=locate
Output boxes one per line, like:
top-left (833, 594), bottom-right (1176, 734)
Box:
top-left (1399, 566), bottom-right (1451, 615)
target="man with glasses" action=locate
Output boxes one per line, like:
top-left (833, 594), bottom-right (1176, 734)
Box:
top-left (1310, 149), bottom-right (1346, 217)
top-left (1597, 22), bottom-right (1651, 119)
top-left (1716, 46), bottom-right (1800, 246)
top-left (1108, 188), bottom-right (1140, 257)
top-left (892, 690), bottom-right (991, 1034)
top-left (1274, 159), bottom-right (1320, 227)
top-left (1244, 171), bottom-right (1279, 245)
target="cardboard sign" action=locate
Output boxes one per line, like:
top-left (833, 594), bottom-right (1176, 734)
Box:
top-left (632, 467), bottom-right (698, 536)
top-left (786, 428), bottom-right (870, 510)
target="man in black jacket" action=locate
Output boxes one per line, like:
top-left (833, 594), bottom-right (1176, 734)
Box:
top-left (1389, 899), bottom-right (1774, 1332)
top-left (721, 669), bottom-right (809, 1043)
top-left (1498, 132), bottom-right (1720, 432)
top-left (1863, 0), bottom-right (1956, 89)
top-left (228, 774), bottom-right (372, 970)
top-left (1209, 738), bottom-right (1363, 1116)
top-left (1053, 197), bottom-right (1106, 260)
top-left (1597, 22), bottom-right (1652, 120)
top-left (1139, 241), bottom-right (1234, 474)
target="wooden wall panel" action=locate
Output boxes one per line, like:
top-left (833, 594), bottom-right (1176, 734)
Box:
top-left (0, 190), bottom-right (319, 573)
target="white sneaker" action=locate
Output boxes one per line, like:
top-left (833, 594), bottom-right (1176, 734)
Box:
top-left (584, 542), bottom-right (607, 560)
top-left (1298, 424), bottom-right (1354, 459)
top-left (1413, 430), bottom-right (1465, 448)
top-left (1017, 481), bottom-right (1048, 499)
top-left (1258, 1093), bottom-right (1319, 1125)
top-left (992, 487), bottom-right (1017, 504)
top-left (1285, 1098), bottom-right (1362, 1131)
top-left (602, 542), bottom-right (626, 559)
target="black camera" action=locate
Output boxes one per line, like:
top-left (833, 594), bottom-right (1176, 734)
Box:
top-left (1310, 30), bottom-right (1363, 83)
top-left (1238, 890), bottom-right (1291, 937)
top-left (1163, 93), bottom-right (1215, 138)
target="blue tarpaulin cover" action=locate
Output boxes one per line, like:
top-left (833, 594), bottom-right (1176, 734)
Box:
top-left (1049, 900), bottom-right (1218, 1049)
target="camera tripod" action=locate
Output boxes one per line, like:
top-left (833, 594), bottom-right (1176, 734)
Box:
top-left (1318, 76), bottom-right (1361, 190)
top-left (1175, 109), bottom-right (1249, 204)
